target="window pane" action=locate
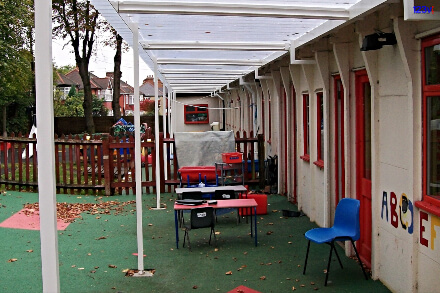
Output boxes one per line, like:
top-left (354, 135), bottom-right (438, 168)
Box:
top-left (363, 83), bottom-right (372, 180)
top-left (336, 79), bottom-right (343, 201)
top-left (428, 96), bottom-right (440, 196)
top-left (425, 45), bottom-right (440, 85)
top-left (305, 95), bottom-right (310, 154)
top-left (320, 95), bottom-right (324, 160)
top-left (186, 106), bottom-right (196, 112)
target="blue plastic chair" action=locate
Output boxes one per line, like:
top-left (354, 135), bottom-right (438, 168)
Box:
top-left (303, 198), bottom-right (369, 286)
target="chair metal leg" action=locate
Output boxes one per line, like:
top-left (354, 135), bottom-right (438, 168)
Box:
top-left (303, 240), bottom-right (311, 275)
top-left (350, 239), bottom-right (369, 280)
top-left (325, 241), bottom-right (335, 286)
top-left (332, 243), bottom-right (344, 269)
top-left (209, 227), bottom-right (217, 246)
top-left (183, 229), bottom-right (191, 251)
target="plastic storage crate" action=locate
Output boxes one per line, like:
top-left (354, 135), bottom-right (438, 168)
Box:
top-left (222, 152), bottom-right (243, 163)
top-left (178, 166), bottom-right (219, 182)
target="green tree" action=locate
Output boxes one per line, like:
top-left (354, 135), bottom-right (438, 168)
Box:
top-left (0, 0), bottom-right (34, 136)
top-left (52, 0), bottom-right (109, 134)
top-left (54, 90), bottom-right (107, 117)
top-left (57, 64), bottom-right (76, 75)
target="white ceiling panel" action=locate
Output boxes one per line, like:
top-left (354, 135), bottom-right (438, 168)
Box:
top-left (91, 0), bottom-right (390, 92)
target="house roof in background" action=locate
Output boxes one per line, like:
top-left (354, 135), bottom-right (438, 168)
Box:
top-left (55, 71), bottom-right (79, 88)
top-left (140, 79), bottom-right (163, 97)
top-left (56, 67), bottom-right (135, 95)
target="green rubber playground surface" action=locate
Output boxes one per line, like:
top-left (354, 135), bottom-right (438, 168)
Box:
top-left (0, 190), bottom-right (390, 293)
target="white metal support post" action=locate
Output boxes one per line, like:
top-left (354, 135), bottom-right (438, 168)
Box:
top-left (131, 23), bottom-right (147, 276)
top-left (154, 60), bottom-right (163, 209)
top-left (168, 89), bottom-right (172, 138)
top-left (35, 0), bottom-right (60, 291)
top-left (162, 86), bottom-right (168, 180)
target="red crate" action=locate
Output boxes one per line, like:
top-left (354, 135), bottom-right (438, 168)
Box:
top-left (178, 166), bottom-right (219, 182)
top-left (222, 152), bottom-right (243, 164)
top-left (239, 193), bottom-right (267, 216)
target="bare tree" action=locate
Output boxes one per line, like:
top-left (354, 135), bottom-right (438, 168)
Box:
top-left (112, 34), bottom-right (123, 122)
top-left (53, 0), bottom-right (108, 133)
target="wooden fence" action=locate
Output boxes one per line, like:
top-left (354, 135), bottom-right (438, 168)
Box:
top-left (0, 131), bottom-right (264, 195)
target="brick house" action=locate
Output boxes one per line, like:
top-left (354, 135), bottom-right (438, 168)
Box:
top-left (55, 69), bottom-right (165, 116)
top-left (55, 68), bottom-right (136, 116)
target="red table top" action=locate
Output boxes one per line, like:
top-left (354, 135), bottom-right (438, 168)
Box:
top-left (174, 198), bottom-right (257, 210)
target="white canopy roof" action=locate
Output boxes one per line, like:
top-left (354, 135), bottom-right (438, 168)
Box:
top-left (91, 0), bottom-right (391, 93)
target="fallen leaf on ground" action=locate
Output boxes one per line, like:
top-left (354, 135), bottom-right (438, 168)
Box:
top-left (23, 200), bottom-right (136, 223)
top-left (26, 250), bottom-right (33, 253)
top-left (260, 276), bottom-right (266, 280)
top-left (7, 258), bottom-right (18, 262)
top-left (225, 271), bottom-right (232, 275)
top-left (108, 264), bottom-right (117, 268)
top-left (292, 287), bottom-right (296, 291)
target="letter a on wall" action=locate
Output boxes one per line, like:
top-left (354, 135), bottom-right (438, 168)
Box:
top-left (381, 191), bottom-right (388, 221)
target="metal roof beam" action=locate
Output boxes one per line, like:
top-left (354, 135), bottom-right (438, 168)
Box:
top-left (164, 76), bottom-right (237, 80)
top-left (112, 1), bottom-right (350, 20)
top-left (141, 41), bottom-right (289, 51)
top-left (156, 58), bottom-right (264, 66)
top-left (160, 69), bottom-right (250, 74)
top-left (168, 81), bottom-right (228, 85)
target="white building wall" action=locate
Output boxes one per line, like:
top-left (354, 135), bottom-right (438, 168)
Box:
top-left (295, 65), bottom-right (313, 219)
top-left (174, 96), bottom-right (220, 133)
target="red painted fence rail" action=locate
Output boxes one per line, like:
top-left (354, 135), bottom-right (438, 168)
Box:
top-left (0, 132), bottom-right (264, 195)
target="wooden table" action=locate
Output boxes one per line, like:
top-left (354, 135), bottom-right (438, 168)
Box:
top-left (175, 185), bottom-right (248, 196)
top-left (174, 198), bottom-right (258, 248)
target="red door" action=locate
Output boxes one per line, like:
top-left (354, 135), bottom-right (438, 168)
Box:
top-left (355, 70), bottom-right (372, 268)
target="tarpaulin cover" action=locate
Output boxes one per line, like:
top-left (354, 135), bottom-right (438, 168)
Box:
top-left (174, 131), bottom-right (235, 167)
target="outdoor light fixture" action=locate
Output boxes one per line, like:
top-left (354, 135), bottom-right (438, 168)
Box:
top-left (360, 32), bottom-right (397, 51)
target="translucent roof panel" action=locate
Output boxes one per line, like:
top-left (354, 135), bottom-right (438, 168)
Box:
top-left (91, 0), bottom-right (384, 93)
